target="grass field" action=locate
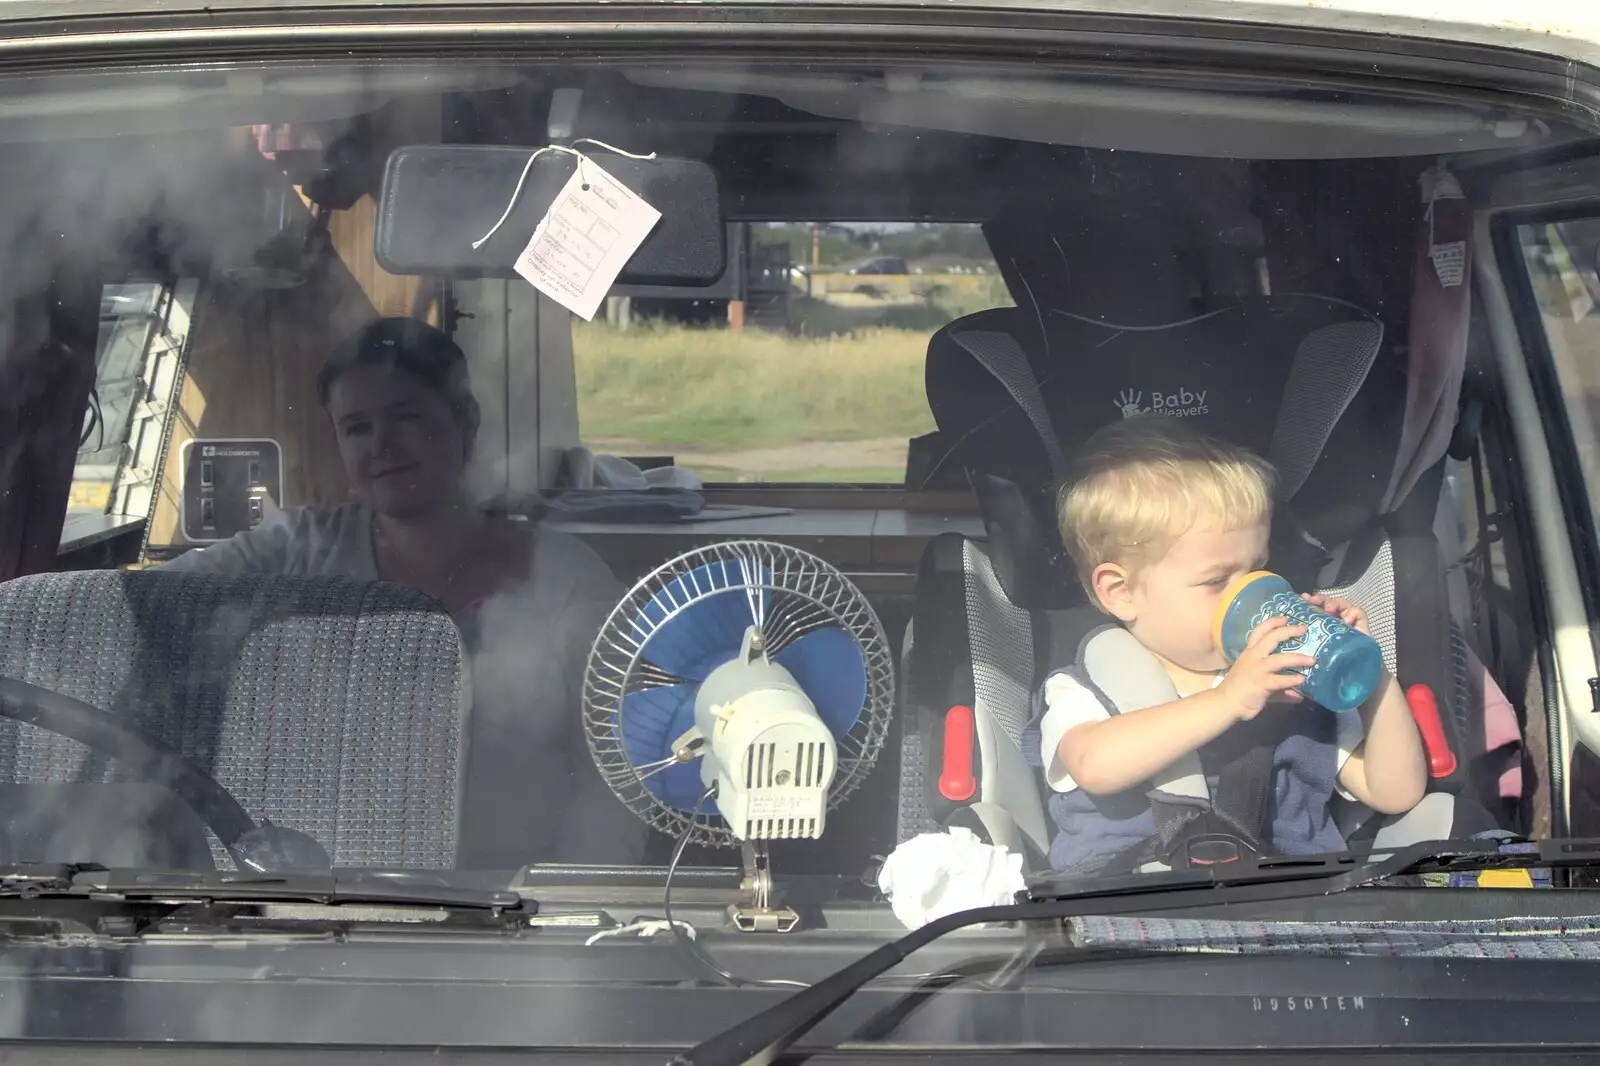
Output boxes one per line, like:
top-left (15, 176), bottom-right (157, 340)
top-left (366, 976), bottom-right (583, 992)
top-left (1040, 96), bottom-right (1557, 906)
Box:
top-left (573, 320), bottom-right (936, 483)
top-left (572, 277), bottom-right (1010, 483)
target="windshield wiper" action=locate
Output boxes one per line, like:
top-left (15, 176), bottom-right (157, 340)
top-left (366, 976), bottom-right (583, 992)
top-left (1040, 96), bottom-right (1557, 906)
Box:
top-left (0, 862), bottom-right (528, 912)
top-left (1022, 833), bottom-right (1587, 900)
top-left (672, 837), bottom-right (1600, 1066)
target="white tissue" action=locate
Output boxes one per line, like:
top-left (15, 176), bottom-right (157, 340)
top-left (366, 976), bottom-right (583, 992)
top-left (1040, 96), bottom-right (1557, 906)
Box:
top-left (876, 827), bottom-right (1027, 930)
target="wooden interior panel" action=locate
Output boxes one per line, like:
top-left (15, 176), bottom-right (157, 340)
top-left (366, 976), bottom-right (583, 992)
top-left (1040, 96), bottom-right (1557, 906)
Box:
top-left (146, 189), bottom-right (425, 552)
top-left (317, 191), bottom-right (427, 320)
top-left (145, 97), bottom-right (446, 555)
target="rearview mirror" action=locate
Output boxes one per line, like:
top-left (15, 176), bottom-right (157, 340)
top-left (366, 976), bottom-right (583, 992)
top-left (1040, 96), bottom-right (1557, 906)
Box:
top-left (375, 144), bottom-right (725, 285)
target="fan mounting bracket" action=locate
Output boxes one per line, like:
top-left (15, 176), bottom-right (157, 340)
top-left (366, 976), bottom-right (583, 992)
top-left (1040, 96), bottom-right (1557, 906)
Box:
top-left (729, 840), bottom-right (799, 934)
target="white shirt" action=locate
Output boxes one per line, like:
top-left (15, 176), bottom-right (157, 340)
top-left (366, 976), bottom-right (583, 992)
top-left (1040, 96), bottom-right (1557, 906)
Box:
top-left (1039, 669), bottom-right (1365, 799)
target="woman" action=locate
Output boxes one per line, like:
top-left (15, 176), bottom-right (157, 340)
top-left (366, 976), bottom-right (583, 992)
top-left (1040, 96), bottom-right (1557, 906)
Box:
top-left (164, 316), bottom-right (647, 869)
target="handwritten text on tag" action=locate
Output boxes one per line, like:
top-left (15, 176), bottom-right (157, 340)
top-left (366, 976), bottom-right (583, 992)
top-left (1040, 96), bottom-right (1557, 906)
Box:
top-left (514, 159), bottom-right (661, 320)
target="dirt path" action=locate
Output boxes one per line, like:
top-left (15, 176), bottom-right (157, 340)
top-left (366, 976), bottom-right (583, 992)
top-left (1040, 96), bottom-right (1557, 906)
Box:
top-left (592, 436), bottom-right (907, 473)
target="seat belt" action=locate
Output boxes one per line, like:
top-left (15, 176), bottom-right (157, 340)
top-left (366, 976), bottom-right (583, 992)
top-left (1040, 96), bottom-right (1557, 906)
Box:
top-left (1270, 501), bottom-right (1334, 593)
top-left (1105, 734), bottom-right (1276, 874)
top-left (1201, 732), bottom-right (1278, 856)
top-left (1385, 460), bottom-right (1467, 791)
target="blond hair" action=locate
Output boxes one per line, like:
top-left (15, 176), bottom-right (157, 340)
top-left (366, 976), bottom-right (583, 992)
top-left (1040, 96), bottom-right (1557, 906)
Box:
top-left (1059, 417), bottom-right (1276, 595)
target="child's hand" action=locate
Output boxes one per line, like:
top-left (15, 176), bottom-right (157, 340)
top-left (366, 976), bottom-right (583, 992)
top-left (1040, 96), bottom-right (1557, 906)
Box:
top-left (1301, 593), bottom-right (1370, 636)
top-left (1219, 616), bottom-right (1318, 722)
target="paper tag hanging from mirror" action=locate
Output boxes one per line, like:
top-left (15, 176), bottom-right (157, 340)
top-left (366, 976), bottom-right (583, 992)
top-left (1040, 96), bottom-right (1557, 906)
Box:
top-left (513, 157), bottom-right (662, 320)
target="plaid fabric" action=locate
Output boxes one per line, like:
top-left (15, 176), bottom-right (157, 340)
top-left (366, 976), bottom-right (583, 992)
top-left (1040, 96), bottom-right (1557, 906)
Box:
top-left (0, 570), bottom-right (465, 868)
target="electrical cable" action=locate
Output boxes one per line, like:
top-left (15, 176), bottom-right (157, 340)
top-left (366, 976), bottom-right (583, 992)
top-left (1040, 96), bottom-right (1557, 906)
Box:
top-left (662, 785), bottom-right (808, 989)
top-left (79, 385), bottom-right (103, 451)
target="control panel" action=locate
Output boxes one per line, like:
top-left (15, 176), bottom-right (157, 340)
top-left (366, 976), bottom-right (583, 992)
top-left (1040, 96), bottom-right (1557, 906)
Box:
top-left (180, 438), bottom-right (283, 543)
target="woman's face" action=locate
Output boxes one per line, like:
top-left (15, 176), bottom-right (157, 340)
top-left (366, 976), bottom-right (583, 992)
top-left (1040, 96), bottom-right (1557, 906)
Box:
top-left (326, 365), bottom-right (468, 517)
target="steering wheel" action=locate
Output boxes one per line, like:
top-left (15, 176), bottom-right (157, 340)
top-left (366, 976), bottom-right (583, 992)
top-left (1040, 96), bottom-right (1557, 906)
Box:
top-left (0, 676), bottom-right (330, 873)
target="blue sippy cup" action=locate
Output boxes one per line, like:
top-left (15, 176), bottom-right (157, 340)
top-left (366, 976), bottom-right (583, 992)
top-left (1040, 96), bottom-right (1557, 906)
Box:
top-left (1212, 571), bottom-right (1383, 712)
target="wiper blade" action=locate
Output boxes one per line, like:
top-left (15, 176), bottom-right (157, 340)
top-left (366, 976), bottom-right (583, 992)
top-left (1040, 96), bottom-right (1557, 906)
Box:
top-left (0, 863), bottom-right (528, 912)
top-left (0, 863), bottom-right (86, 897)
top-left (673, 837), bottom-right (1600, 1066)
top-left (1026, 834), bottom-right (1600, 900)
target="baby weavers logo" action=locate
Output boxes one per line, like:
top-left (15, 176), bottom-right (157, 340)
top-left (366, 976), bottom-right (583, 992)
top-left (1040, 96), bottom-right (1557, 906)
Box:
top-left (1114, 386), bottom-right (1210, 419)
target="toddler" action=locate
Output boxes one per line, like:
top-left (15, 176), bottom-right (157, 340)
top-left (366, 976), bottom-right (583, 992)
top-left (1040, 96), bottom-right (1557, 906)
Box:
top-left (1035, 417), bottom-right (1427, 874)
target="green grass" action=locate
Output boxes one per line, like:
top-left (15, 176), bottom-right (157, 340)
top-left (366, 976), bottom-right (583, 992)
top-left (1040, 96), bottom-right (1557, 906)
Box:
top-left (572, 320), bottom-right (935, 453)
top-left (572, 281), bottom-right (1012, 483)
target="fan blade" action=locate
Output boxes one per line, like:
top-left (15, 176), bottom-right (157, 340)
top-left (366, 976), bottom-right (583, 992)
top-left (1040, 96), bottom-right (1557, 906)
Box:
top-left (772, 626), bottom-right (869, 737)
top-left (630, 658), bottom-right (693, 691)
top-left (618, 683), bottom-right (707, 811)
top-left (633, 561), bottom-right (771, 681)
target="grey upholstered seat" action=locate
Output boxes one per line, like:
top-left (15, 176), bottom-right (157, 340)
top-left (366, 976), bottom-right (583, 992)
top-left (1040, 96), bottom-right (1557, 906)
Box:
top-left (0, 570), bottom-right (466, 868)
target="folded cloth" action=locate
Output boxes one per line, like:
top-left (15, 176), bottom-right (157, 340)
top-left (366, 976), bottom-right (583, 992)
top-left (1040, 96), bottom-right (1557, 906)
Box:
top-left (564, 446), bottom-right (703, 491)
top-left (877, 826), bottom-right (1026, 930)
top-left (544, 488), bottom-right (704, 522)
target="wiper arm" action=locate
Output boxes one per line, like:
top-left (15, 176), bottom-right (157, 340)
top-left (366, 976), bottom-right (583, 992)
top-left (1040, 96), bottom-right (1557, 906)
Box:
top-left (672, 837), bottom-right (1600, 1066)
top-left (0, 863), bottom-right (528, 912)
top-left (1025, 833), bottom-right (1598, 900)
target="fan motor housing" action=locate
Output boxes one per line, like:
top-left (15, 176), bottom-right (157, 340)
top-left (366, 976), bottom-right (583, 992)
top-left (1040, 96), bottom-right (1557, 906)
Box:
top-left (710, 707), bottom-right (836, 840)
top-left (694, 654), bottom-right (837, 840)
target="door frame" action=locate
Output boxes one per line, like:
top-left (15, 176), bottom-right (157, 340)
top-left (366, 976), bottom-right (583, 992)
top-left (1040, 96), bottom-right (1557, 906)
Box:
top-left (1475, 153), bottom-right (1600, 832)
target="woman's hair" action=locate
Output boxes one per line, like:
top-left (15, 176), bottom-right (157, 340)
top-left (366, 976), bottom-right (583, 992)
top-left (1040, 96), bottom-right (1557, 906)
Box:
top-left (317, 316), bottom-right (481, 453)
top-left (1058, 416), bottom-right (1276, 594)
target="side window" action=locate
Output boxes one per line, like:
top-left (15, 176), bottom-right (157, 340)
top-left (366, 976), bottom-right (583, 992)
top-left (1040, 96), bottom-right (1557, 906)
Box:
top-left (62, 280), bottom-right (197, 561)
top-left (1512, 216), bottom-right (1600, 837)
top-left (1514, 218), bottom-right (1600, 517)
top-left (573, 221), bottom-right (1010, 486)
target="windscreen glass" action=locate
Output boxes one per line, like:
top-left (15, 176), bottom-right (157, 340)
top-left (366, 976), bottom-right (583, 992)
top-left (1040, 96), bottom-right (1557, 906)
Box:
top-left (0, 53), bottom-right (1593, 1003)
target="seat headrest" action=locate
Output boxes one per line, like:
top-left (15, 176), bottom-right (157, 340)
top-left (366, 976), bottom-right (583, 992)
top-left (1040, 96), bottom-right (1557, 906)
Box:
top-left (925, 296), bottom-right (1403, 606)
top-left (929, 296), bottom-right (1399, 515)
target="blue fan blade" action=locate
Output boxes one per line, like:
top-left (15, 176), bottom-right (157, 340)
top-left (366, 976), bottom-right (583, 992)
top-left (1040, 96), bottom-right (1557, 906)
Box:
top-left (618, 683), bottom-right (706, 811)
top-left (773, 626), bottom-right (869, 737)
top-left (632, 561), bottom-right (771, 681)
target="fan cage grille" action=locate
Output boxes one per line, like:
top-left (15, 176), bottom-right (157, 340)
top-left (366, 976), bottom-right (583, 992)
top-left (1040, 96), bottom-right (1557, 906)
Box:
top-left (583, 540), bottom-right (895, 848)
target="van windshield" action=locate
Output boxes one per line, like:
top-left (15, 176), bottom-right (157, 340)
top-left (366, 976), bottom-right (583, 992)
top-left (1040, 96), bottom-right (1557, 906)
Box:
top-left (1, 31), bottom-right (1599, 1054)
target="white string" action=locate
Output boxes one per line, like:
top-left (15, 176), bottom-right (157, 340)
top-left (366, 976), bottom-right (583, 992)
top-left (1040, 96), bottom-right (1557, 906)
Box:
top-left (582, 921), bottom-right (989, 988)
top-left (471, 145), bottom-right (567, 250)
top-left (585, 918), bottom-right (696, 947)
top-left (570, 138), bottom-right (658, 161)
top-left (471, 140), bottom-right (660, 251)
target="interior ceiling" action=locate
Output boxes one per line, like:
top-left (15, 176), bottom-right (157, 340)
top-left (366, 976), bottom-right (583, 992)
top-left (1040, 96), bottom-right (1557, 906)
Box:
top-left (617, 66), bottom-right (1570, 160)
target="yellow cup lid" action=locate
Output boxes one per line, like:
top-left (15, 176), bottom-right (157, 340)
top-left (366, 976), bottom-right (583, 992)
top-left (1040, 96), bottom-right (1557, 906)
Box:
top-left (1211, 570), bottom-right (1282, 657)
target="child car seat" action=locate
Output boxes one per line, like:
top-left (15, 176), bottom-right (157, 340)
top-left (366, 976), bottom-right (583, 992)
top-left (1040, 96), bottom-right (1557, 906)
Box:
top-left (899, 179), bottom-right (1496, 865)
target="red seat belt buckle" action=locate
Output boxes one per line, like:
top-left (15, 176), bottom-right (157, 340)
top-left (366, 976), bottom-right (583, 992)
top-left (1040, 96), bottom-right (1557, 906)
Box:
top-left (1405, 683), bottom-right (1458, 779)
top-left (939, 704), bottom-right (977, 802)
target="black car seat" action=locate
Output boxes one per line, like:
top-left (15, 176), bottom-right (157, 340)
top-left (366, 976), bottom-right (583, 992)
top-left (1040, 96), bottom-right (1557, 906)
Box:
top-left (0, 570), bottom-right (467, 869)
top-left (899, 170), bottom-right (1492, 867)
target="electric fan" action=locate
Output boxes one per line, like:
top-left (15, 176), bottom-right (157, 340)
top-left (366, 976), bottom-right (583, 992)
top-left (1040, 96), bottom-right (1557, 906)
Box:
top-left (583, 540), bottom-right (894, 930)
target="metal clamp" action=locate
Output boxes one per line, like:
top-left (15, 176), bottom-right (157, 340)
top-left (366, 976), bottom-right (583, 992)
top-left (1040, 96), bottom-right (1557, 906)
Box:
top-left (728, 840), bottom-right (799, 933)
